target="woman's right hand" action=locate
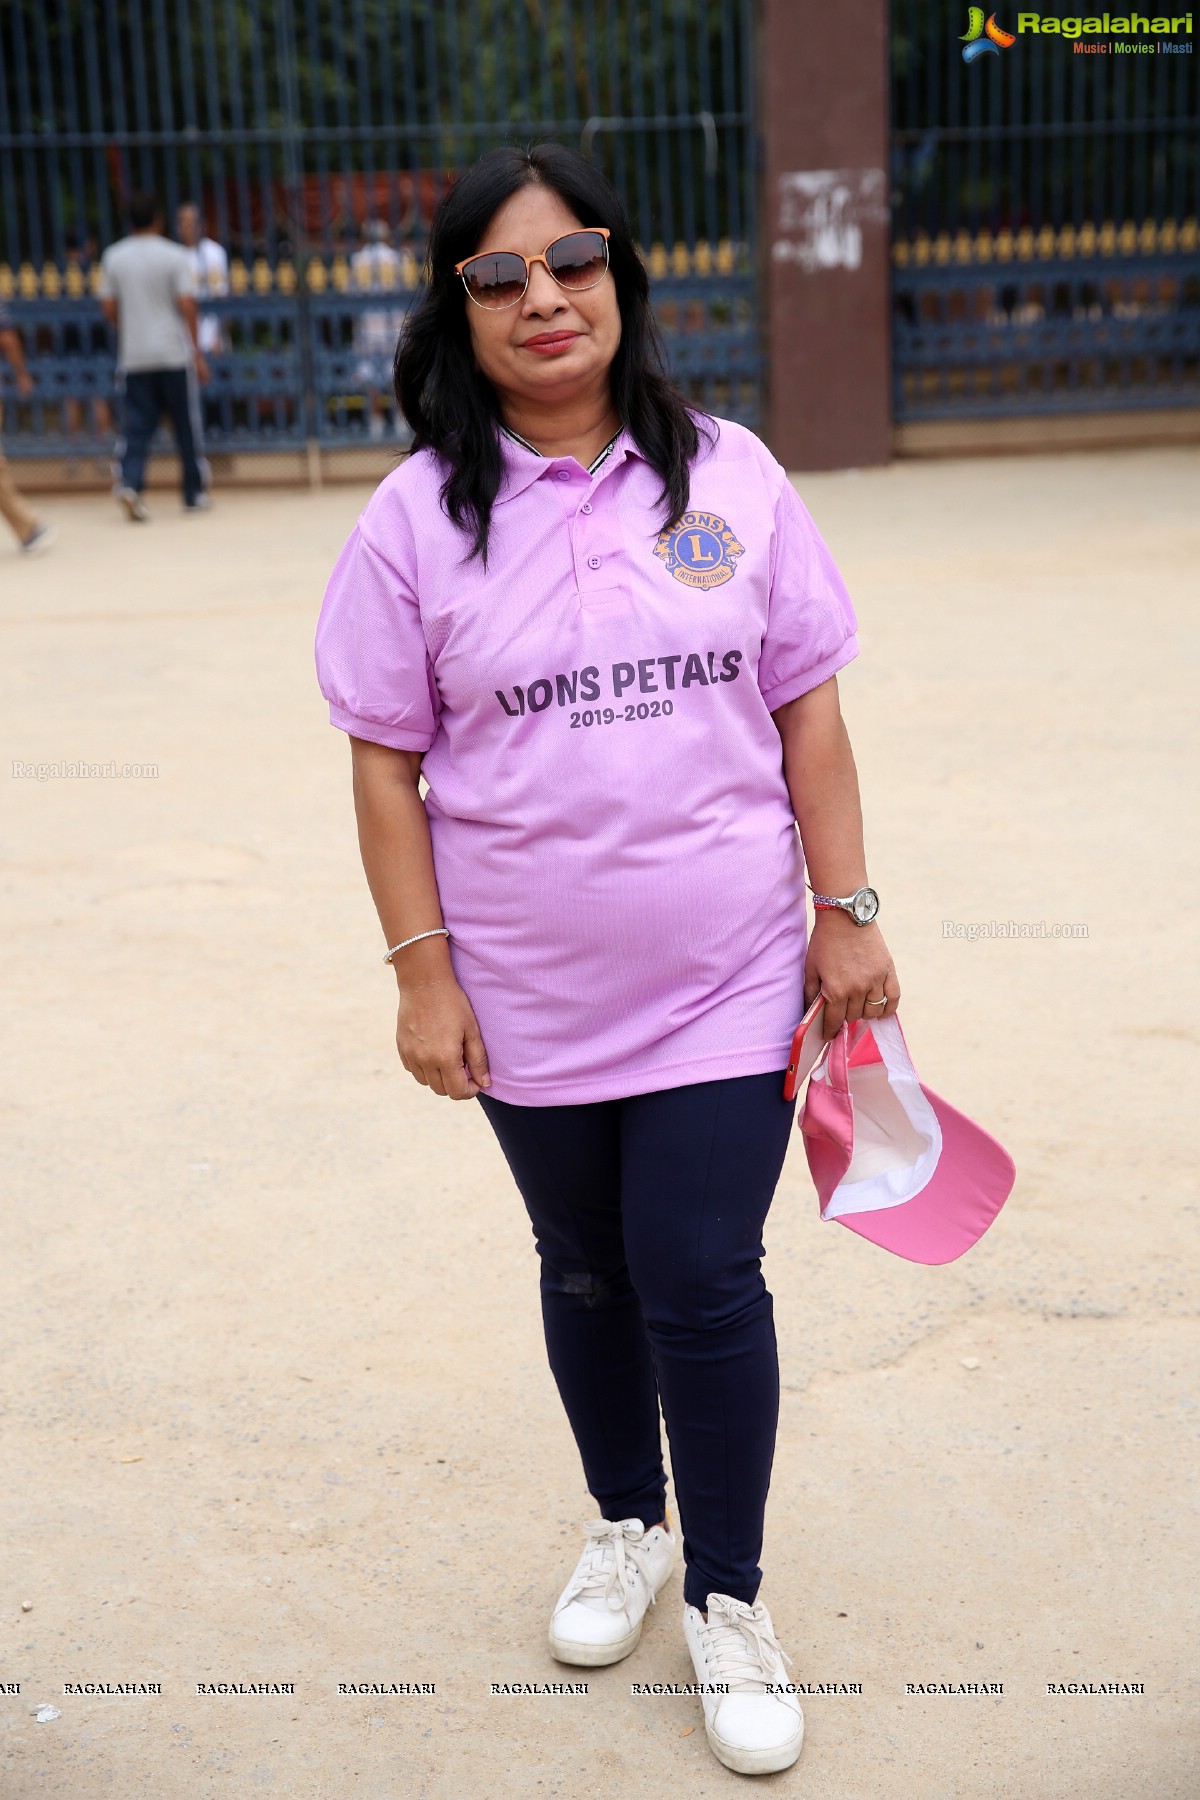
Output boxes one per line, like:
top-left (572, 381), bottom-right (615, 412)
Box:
top-left (395, 973), bottom-right (492, 1099)
top-left (345, 737), bottom-right (489, 1099)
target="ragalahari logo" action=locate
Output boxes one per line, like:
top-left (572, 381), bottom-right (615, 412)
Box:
top-left (961, 8), bottom-right (1017, 58)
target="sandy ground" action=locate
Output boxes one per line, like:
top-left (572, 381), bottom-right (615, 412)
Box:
top-left (1, 445), bottom-right (1197, 1799)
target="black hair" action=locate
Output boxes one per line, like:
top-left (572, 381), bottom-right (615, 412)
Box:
top-left (129, 190), bottom-right (162, 231)
top-left (393, 141), bottom-right (717, 566)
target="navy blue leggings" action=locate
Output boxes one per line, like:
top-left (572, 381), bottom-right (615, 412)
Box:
top-left (476, 1067), bottom-right (796, 1610)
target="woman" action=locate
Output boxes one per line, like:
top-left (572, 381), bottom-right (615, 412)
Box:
top-left (314, 142), bottom-right (899, 1778)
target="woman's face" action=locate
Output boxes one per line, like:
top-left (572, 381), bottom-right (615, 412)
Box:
top-left (460, 184), bottom-right (621, 406)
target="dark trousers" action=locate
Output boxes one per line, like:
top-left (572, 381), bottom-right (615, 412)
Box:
top-left (118, 366), bottom-right (205, 503)
top-left (476, 1067), bottom-right (796, 1610)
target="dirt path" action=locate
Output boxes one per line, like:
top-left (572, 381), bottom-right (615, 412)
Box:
top-left (2, 446), bottom-right (1196, 1798)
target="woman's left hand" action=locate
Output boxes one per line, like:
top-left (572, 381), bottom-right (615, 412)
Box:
top-left (803, 913), bottom-right (900, 1040)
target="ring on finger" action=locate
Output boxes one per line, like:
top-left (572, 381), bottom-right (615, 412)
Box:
top-left (865, 994), bottom-right (888, 1008)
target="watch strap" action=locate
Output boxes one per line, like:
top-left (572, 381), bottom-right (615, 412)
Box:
top-left (807, 883), bottom-right (863, 906)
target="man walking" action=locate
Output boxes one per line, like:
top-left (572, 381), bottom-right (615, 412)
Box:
top-left (0, 297), bottom-right (55, 553)
top-left (98, 190), bottom-right (211, 520)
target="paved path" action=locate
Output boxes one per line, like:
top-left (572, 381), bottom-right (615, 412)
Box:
top-left (2, 447), bottom-right (1196, 1798)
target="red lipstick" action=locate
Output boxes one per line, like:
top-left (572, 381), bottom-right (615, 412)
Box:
top-left (521, 331), bottom-right (581, 355)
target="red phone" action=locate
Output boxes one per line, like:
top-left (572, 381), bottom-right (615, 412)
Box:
top-left (782, 991), bottom-right (828, 1101)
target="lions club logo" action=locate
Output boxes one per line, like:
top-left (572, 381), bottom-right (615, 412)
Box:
top-left (654, 510), bottom-right (744, 591)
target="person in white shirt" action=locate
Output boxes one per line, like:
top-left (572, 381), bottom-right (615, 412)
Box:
top-left (177, 203), bottom-right (228, 445)
top-left (176, 204), bottom-right (229, 354)
top-left (351, 220), bottom-right (406, 439)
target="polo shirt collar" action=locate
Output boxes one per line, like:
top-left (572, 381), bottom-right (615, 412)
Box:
top-left (494, 418), bottom-right (644, 504)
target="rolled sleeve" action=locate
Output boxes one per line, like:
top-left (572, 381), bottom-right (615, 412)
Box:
top-left (757, 475), bottom-right (859, 713)
top-left (314, 519), bottom-right (440, 751)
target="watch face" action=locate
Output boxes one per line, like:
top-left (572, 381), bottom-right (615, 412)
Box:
top-left (853, 886), bottom-right (879, 924)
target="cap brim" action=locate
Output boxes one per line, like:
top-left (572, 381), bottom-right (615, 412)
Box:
top-left (833, 1085), bottom-right (1016, 1265)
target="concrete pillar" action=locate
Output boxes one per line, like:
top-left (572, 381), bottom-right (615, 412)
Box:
top-left (759, 0), bottom-right (892, 470)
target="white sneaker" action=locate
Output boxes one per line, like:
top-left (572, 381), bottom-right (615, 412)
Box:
top-left (115, 487), bottom-right (150, 522)
top-left (683, 1592), bottom-right (804, 1775)
top-left (548, 1515), bottom-right (677, 1667)
top-left (19, 521), bottom-right (56, 554)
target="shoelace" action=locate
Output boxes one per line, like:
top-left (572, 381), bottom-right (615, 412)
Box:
top-left (564, 1518), bottom-right (660, 1614)
top-left (698, 1593), bottom-right (794, 1692)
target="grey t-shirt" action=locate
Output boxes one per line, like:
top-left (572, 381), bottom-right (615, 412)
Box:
top-left (98, 234), bottom-right (197, 372)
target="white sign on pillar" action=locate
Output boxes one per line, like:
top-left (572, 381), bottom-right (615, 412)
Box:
top-left (772, 169), bottom-right (889, 272)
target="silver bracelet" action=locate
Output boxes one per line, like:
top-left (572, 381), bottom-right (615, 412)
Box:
top-left (382, 927), bottom-right (450, 964)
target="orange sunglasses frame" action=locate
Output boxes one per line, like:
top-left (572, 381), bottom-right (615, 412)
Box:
top-left (454, 227), bottom-right (612, 306)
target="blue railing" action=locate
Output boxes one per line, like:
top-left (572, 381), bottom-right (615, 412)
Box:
top-left (0, 248), bottom-right (761, 459)
top-left (889, 1), bottom-right (1200, 419)
top-left (892, 229), bottom-right (1200, 419)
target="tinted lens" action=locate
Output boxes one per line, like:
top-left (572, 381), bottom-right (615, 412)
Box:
top-left (462, 250), bottom-right (528, 308)
top-left (546, 231), bottom-right (608, 289)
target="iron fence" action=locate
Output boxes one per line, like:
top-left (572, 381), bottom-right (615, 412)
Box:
top-left (0, 0), bottom-right (761, 461)
top-left (889, 3), bottom-right (1200, 419)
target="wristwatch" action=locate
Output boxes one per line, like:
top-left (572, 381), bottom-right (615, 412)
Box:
top-left (808, 883), bottom-right (880, 926)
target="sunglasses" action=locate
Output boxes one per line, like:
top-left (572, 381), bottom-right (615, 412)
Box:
top-left (454, 227), bottom-right (611, 310)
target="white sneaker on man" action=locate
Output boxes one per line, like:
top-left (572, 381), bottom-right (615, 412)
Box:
top-left (548, 1515), bottom-right (677, 1666)
top-left (683, 1592), bottom-right (804, 1775)
top-left (115, 487), bottom-right (150, 522)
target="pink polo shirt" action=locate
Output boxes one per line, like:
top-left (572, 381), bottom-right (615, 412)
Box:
top-left (314, 414), bottom-right (859, 1105)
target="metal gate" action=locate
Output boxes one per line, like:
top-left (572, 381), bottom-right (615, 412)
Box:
top-left (889, 4), bottom-right (1200, 421)
top-left (0, 0), bottom-right (760, 464)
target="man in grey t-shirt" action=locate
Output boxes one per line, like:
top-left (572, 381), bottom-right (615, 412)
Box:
top-left (98, 190), bottom-right (212, 520)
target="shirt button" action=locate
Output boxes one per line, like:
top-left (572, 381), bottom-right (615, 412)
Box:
top-left (556, 470), bottom-right (570, 480)
top-left (587, 554), bottom-right (602, 570)
top-left (580, 502), bottom-right (593, 514)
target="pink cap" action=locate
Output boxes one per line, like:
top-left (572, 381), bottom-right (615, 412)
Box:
top-left (789, 997), bottom-right (1015, 1266)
